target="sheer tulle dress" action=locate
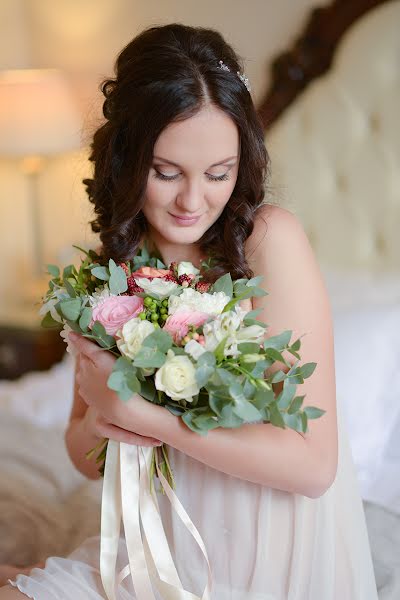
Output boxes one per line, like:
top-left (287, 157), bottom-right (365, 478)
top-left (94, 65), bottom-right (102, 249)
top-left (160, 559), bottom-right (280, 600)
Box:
top-left (9, 403), bottom-right (378, 600)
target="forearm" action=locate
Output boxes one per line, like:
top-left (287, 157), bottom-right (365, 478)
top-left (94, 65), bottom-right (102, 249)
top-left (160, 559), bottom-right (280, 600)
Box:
top-left (152, 408), bottom-right (324, 498)
top-left (64, 416), bottom-right (103, 480)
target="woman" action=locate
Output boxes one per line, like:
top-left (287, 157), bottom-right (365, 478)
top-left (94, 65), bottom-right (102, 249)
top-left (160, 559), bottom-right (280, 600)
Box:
top-left (2, 22), bottom-right (378, 600)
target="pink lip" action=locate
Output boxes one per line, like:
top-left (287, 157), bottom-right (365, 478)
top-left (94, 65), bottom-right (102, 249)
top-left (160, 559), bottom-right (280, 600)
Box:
top-left (170, 213), bottom-right (201, 226)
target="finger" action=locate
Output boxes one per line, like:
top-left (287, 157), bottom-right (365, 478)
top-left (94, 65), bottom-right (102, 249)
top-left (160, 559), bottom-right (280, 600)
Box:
top-left (95, 418), bottom-right (162, 447)
top-left (68, 332), bottom-right (105, 361)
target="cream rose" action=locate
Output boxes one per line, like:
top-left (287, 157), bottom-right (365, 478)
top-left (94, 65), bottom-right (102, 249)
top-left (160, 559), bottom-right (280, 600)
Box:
top-left (168, 288), bottom-right (230, 316)
top-left (116, 317), bottom-right (155, 359)
top-left (155, 349), bottom-right (199, 401)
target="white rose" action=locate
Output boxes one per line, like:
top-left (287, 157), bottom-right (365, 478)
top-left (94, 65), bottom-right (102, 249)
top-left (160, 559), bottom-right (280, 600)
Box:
top-left (168, 288), bottom-right (230, 316)
top-left (202, 310), bottom-right (241, 352)
top-left (116, 317), bottom-right (155, 359)
top-left (203, 313), bottom-right (265, 358)
top-left (177, 261), bottom-right (200, 278)
top-left (135, 277), bottom-right (179, 299)
top-left (184, 339), bottom-right (207, 360)
top-left (155, 349), bottom-right (199, 401)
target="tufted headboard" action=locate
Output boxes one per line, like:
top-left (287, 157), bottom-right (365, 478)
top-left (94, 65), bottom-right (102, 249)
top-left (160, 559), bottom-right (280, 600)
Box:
top-left (257, 0), bottom-right (400, 271)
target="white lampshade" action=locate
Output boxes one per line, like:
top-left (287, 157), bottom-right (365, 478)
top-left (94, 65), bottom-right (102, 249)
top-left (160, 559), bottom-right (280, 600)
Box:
top-left (0, 68), bottom-right (82, 157)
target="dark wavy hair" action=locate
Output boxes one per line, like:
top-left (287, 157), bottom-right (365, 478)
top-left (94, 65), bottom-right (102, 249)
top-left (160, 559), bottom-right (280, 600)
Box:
top-left (83, 22), bottom-right (270, 282)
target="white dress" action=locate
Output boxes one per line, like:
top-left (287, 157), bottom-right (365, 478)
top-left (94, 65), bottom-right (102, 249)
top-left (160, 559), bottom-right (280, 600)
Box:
top-left (9, 404), bottom-right (378, 600)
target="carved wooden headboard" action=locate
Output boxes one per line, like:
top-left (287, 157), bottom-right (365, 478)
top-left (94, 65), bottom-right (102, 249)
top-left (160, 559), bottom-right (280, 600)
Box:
top-left (256, 0), bottom-right (399, 271)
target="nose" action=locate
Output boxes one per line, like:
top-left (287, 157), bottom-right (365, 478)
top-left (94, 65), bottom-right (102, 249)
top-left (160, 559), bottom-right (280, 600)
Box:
top-left (175, 179), bottom-right (203, 214)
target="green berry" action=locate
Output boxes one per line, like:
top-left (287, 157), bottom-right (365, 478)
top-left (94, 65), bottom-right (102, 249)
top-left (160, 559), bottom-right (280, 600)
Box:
top-left (161, 313), bottom-right (168, 321)
top-left (160, 307), bottom-right (167, 315)
top-left (138, 311), bottom-right (147, 320)
top-left (151, 312), bottom-right (159, 322)
top-left (162, 299), bottom-right (169, 307)
top-left (153, 322), bottom-right (160, 329)
top-left (144, 297), bottom-right (152, 307)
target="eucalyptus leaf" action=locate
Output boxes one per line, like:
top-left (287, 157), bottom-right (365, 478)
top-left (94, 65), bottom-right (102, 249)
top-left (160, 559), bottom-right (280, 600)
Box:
top-left (212, 272), bottom-right (233, 298)
top-left (268, 402), bottom-right (285, 428)
top-left (263, 330), bottom-right (292, 351)
top-left (142, 329), bottom-right (173, 353)
top-left (300, 411), bottom-right (308, 433)
top-left (91, 321), bottom-right (116, 348)
top-left (79, 307), bottom-right (92, 331)
top-left (214, 368), bottom-right (237, 386)
top-left (64, 279), bottom-right (76, 298)
top-left (237, 342), bottom-right (261, 354)
top-left (195, 365), bottom-right (215, 387)
top-left (197, 352), bottom-right (216, 369)
top-left (91, 266), bottom-right (110, 281)
top-left (139, 379), bottom-right (158, 403)
top-left (46, 264), bottom-right (60, 278)
top-left (113, 355), bottom-right (135, 374)
top-left (63, 264), bottom-right (77, 280)
top-left (283, 412), bottom-right (303, 432)
top-left (288, 395), bottom-right (305, 414)
top-left (41, 312), bottom-right (61, 329)
top-left (109, 259), bottom-right (128, 295)
top-left (252, 388), bottom-right (275, 409)
top-left (133, 346), bottom-right (166, 368)
top-left (246, 275), bottom-right (265, 287)
top-left (276, 382), bottom-right (297, 410)
top-left (304, 406), bottom-right (326, 419)
top-left (60, 298), bottom-right (81, 321)
top-left (300, 362), bottom-right (317, 379)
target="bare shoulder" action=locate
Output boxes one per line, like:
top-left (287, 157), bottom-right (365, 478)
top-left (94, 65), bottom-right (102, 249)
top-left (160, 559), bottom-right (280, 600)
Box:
top-left (246, 204), bottom-right (338, 491)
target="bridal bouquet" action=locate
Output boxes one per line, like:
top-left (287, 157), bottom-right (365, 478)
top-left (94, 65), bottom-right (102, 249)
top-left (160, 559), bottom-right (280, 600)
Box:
top-left (40, 244), bottom-right (324, 489)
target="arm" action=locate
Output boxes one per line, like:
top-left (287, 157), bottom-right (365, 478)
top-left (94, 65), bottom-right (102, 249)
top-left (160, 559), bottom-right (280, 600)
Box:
top-left (65, 354), bottom-right (164, 480)
top-left (64, 355), bottom-right (104, 480)
top-left (149, 206), bottom-right (338, 498)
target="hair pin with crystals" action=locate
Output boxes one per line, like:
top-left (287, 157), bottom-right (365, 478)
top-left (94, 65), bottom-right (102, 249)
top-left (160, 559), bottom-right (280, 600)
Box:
top-left (218, 59), bottom-right (251, 93)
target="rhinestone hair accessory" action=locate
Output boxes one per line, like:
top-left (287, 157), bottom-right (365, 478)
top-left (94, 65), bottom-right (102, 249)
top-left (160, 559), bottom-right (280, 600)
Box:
top-left (218, 59), bottom-right (251, 93)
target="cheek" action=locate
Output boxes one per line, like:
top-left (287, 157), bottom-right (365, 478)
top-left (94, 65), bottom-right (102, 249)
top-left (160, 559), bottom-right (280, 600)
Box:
top-left (142, 179), bottom-right (171, 217)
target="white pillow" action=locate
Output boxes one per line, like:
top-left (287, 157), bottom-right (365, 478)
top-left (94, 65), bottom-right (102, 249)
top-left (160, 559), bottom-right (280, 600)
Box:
top-left (321, 267), bottom-right (400, 514)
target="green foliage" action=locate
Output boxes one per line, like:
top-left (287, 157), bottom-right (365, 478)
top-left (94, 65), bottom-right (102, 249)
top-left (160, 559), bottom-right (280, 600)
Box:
top-left (40, 243), bottom-right (324, 450)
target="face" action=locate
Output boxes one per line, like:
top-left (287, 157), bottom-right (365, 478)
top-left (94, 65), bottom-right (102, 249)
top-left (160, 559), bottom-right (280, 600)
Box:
top-left (141, 103), bottom-right (240, 263)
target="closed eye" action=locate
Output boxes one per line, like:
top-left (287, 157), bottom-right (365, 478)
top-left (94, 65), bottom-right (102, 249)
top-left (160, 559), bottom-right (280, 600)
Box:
top-left (153, 170), bottom-right (230, 182)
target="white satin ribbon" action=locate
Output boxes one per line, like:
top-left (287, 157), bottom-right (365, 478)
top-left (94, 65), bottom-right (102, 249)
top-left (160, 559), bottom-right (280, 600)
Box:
top-left (100, 440), bottom-right (213, 600)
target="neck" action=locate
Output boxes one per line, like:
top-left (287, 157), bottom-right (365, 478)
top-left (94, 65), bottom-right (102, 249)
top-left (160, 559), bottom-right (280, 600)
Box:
top-left (142, 233), bottom-right (205, 269)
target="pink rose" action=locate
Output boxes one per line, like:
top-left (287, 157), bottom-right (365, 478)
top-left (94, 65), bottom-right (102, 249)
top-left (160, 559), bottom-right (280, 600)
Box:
top-left (163, 309), bottom-right (210, 344)
top-left (90, 296), bottom-right (144, 336)
top-left (130, 266), bottom-right (171, 279)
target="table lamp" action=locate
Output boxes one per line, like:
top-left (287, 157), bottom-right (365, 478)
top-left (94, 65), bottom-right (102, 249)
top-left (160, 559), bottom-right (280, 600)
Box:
top-left (0, 68), bottom-right (83, 308)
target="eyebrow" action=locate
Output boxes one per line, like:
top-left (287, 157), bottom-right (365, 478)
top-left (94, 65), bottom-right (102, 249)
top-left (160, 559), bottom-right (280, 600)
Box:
top-left (153, 155), bottom-right (238, 168)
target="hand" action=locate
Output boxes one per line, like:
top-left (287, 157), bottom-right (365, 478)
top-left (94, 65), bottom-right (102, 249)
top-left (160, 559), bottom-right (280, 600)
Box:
top-left (83, 404), bottom-right (163, 448)
top-left (69, 332), bottom-right (164, 442)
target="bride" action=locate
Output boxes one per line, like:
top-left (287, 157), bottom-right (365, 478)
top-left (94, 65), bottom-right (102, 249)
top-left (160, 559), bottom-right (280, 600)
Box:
top-left (1, 22), bottom-right (378, 600)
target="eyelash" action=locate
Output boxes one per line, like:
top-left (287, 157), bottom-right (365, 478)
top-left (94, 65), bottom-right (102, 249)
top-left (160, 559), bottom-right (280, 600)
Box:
top-left (153, 170), bottom-right (230, 183)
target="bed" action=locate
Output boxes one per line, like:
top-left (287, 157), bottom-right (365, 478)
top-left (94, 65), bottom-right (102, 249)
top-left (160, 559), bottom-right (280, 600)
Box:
top-left (258, 0), bottom-right (400, 595)
top-left (1, 0), bottom-right (399, 596)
